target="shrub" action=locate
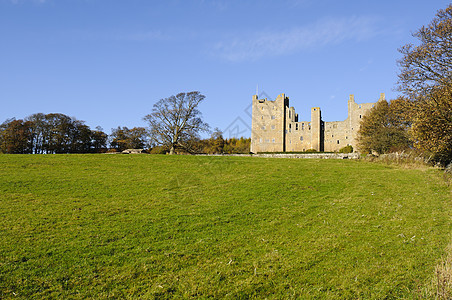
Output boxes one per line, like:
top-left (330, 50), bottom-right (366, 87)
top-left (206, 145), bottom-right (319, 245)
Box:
top-left (150, 146), bottom-right (168, 154)
top-left (339, 145), bottom-right (353, 153)
top-left (304, 149), bottom-right (318, 153)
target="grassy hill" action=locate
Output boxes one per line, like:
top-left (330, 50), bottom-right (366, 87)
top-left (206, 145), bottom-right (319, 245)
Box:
top-left (0, 155), bottom-right (450, 298)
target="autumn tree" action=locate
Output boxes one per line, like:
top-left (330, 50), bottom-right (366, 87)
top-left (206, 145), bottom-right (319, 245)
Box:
top-left (144, 91), bottom-right (209, 154)
top-left (208, 128), bottom-right (225, 154)
top-left (408, 85), bottom-right (452, 164)
top-left (223, 137), bottom-right (251, 154)
top-left (0, 119), bottom-right (33, 154)
top-left (397, 4), bottom-right (452, 165)
top-left (357, 99), bottom-right (412, 154)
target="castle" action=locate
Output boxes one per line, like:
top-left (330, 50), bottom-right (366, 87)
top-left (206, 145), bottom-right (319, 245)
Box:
top-left (250, 93), bottom-right (385, 153)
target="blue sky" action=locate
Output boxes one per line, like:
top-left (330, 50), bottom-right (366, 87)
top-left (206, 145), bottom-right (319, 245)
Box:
top-left (1, 0), bottom-right (450, 138)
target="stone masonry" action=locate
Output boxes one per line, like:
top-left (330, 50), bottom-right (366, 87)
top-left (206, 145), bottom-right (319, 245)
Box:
top-left (250, 93), bottom-right (385, 153)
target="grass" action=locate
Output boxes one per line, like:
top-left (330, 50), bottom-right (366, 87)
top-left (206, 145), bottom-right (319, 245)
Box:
top-left (0, 154), bottom-right (450, 299)
top-left (431, 242), bottom-right (452, 299)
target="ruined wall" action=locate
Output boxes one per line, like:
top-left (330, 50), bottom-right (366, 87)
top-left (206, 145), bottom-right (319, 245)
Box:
top-left (285, 120), bottom-right (312, 152)
top-left (323, 120), bottom-right (351, 152)
top-left (347, 93), bottom-right (385, 147)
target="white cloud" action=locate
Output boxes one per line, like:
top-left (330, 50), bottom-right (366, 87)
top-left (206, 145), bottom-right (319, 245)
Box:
top-left (212, 16), bottom-right (380, 62)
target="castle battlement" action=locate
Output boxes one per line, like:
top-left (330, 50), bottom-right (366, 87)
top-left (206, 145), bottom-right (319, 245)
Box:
top-left (250, 93), bottom-right (382, 153)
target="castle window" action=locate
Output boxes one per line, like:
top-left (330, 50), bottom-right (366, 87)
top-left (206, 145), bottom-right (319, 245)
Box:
top-left (296, 124), bottom-right (298, 130)
top-left (289, 124), bottom-right (291, 129)
top-left (332, 134), bottom-right (334, 137)
top-left (261, 116), bottom-right (264, 120)
top-left (337, 140), bottom-right (340, 144)
top-left (271, 115), bottom-right (275, 120)
top-left (359, 115), bottom-right (362, 118)
top-left (359, 105), bottom-right (361, 109)
top-left (345, 136), bottom-right (348, 139)
top-left (272, 138), bottom-right (275, 143)
top-left (262, 126), bottom-right (265, 130)
top-left (300, 136), bottom-right (303, 141)
top-left (289, 111), bottom-right (291, 118)
top-left (271, 125), bottom-right (275, 130)
top-left (261, 107), bottom-right (264, 110)
top-left (302, 123), bottom-right (304, 130)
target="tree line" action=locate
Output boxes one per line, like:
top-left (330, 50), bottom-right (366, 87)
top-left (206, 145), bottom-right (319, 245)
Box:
top-left (0, 113), bottom-right (108, 154)
top-left (357, 4), bottom-right (452, 167)
top-left (0, 112), bottom-right (250, 155)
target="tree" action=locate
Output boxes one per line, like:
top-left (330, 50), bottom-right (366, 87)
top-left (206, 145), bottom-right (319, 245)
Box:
top-left (91, 127), bottom-right (108, 153)
top-left (1, 113), bottom-right (108, 154)
top-left (109, 126), bottom-right (148, 151)
top-left (144, 91), bottom-right (209, 154)
top-left (397, 5), bottom-right (452, 97)
top-left (25, 113), bottom-right (47, 154)
top-left (223, 137), bottom-right (251, 154)
top-left (44, 113), bottom-right (73, 154)
top-left (397, 4), bottom-right (452, 165)
top-left (207, 128), bottom-right (224, 154)
top-left (110, 127), bottom-right (129, 151)
top-left (0, 119), bottom-right (33, 154)
top-left (128, 127), bottom-right (149, 149)
top-left (357, 99), bottom-right (411, 154)
top-left (408, 85), bottom-right (452, 164)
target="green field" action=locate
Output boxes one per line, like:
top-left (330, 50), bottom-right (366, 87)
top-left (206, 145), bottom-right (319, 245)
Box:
top-left (0, 155), bottom-right (450, 299)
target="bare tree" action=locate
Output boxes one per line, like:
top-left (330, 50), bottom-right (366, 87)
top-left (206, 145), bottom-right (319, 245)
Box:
top-left (144, 91), bottom-right (209, 154)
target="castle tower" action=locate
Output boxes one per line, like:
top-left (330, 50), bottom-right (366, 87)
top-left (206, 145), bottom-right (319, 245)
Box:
top-left (250, 93), bottom-right (287, 153)
top-left (310, 107), bottom-right (321, 151)
top-left (250, 95), bottom-right (259, 154)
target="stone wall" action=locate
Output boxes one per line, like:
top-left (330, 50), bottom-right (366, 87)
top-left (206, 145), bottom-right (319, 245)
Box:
top-left (195, 153), bottom-right (360, 159)
top-left (254, 153), bottom-right (360, 159)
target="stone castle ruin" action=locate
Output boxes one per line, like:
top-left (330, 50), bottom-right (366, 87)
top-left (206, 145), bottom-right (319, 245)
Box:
top-left (250, 93), bottom-right (385, 153)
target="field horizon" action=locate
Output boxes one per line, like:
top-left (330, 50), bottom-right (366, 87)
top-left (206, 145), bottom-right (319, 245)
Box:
top-left (0, 154), bottom-right (450, 298)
